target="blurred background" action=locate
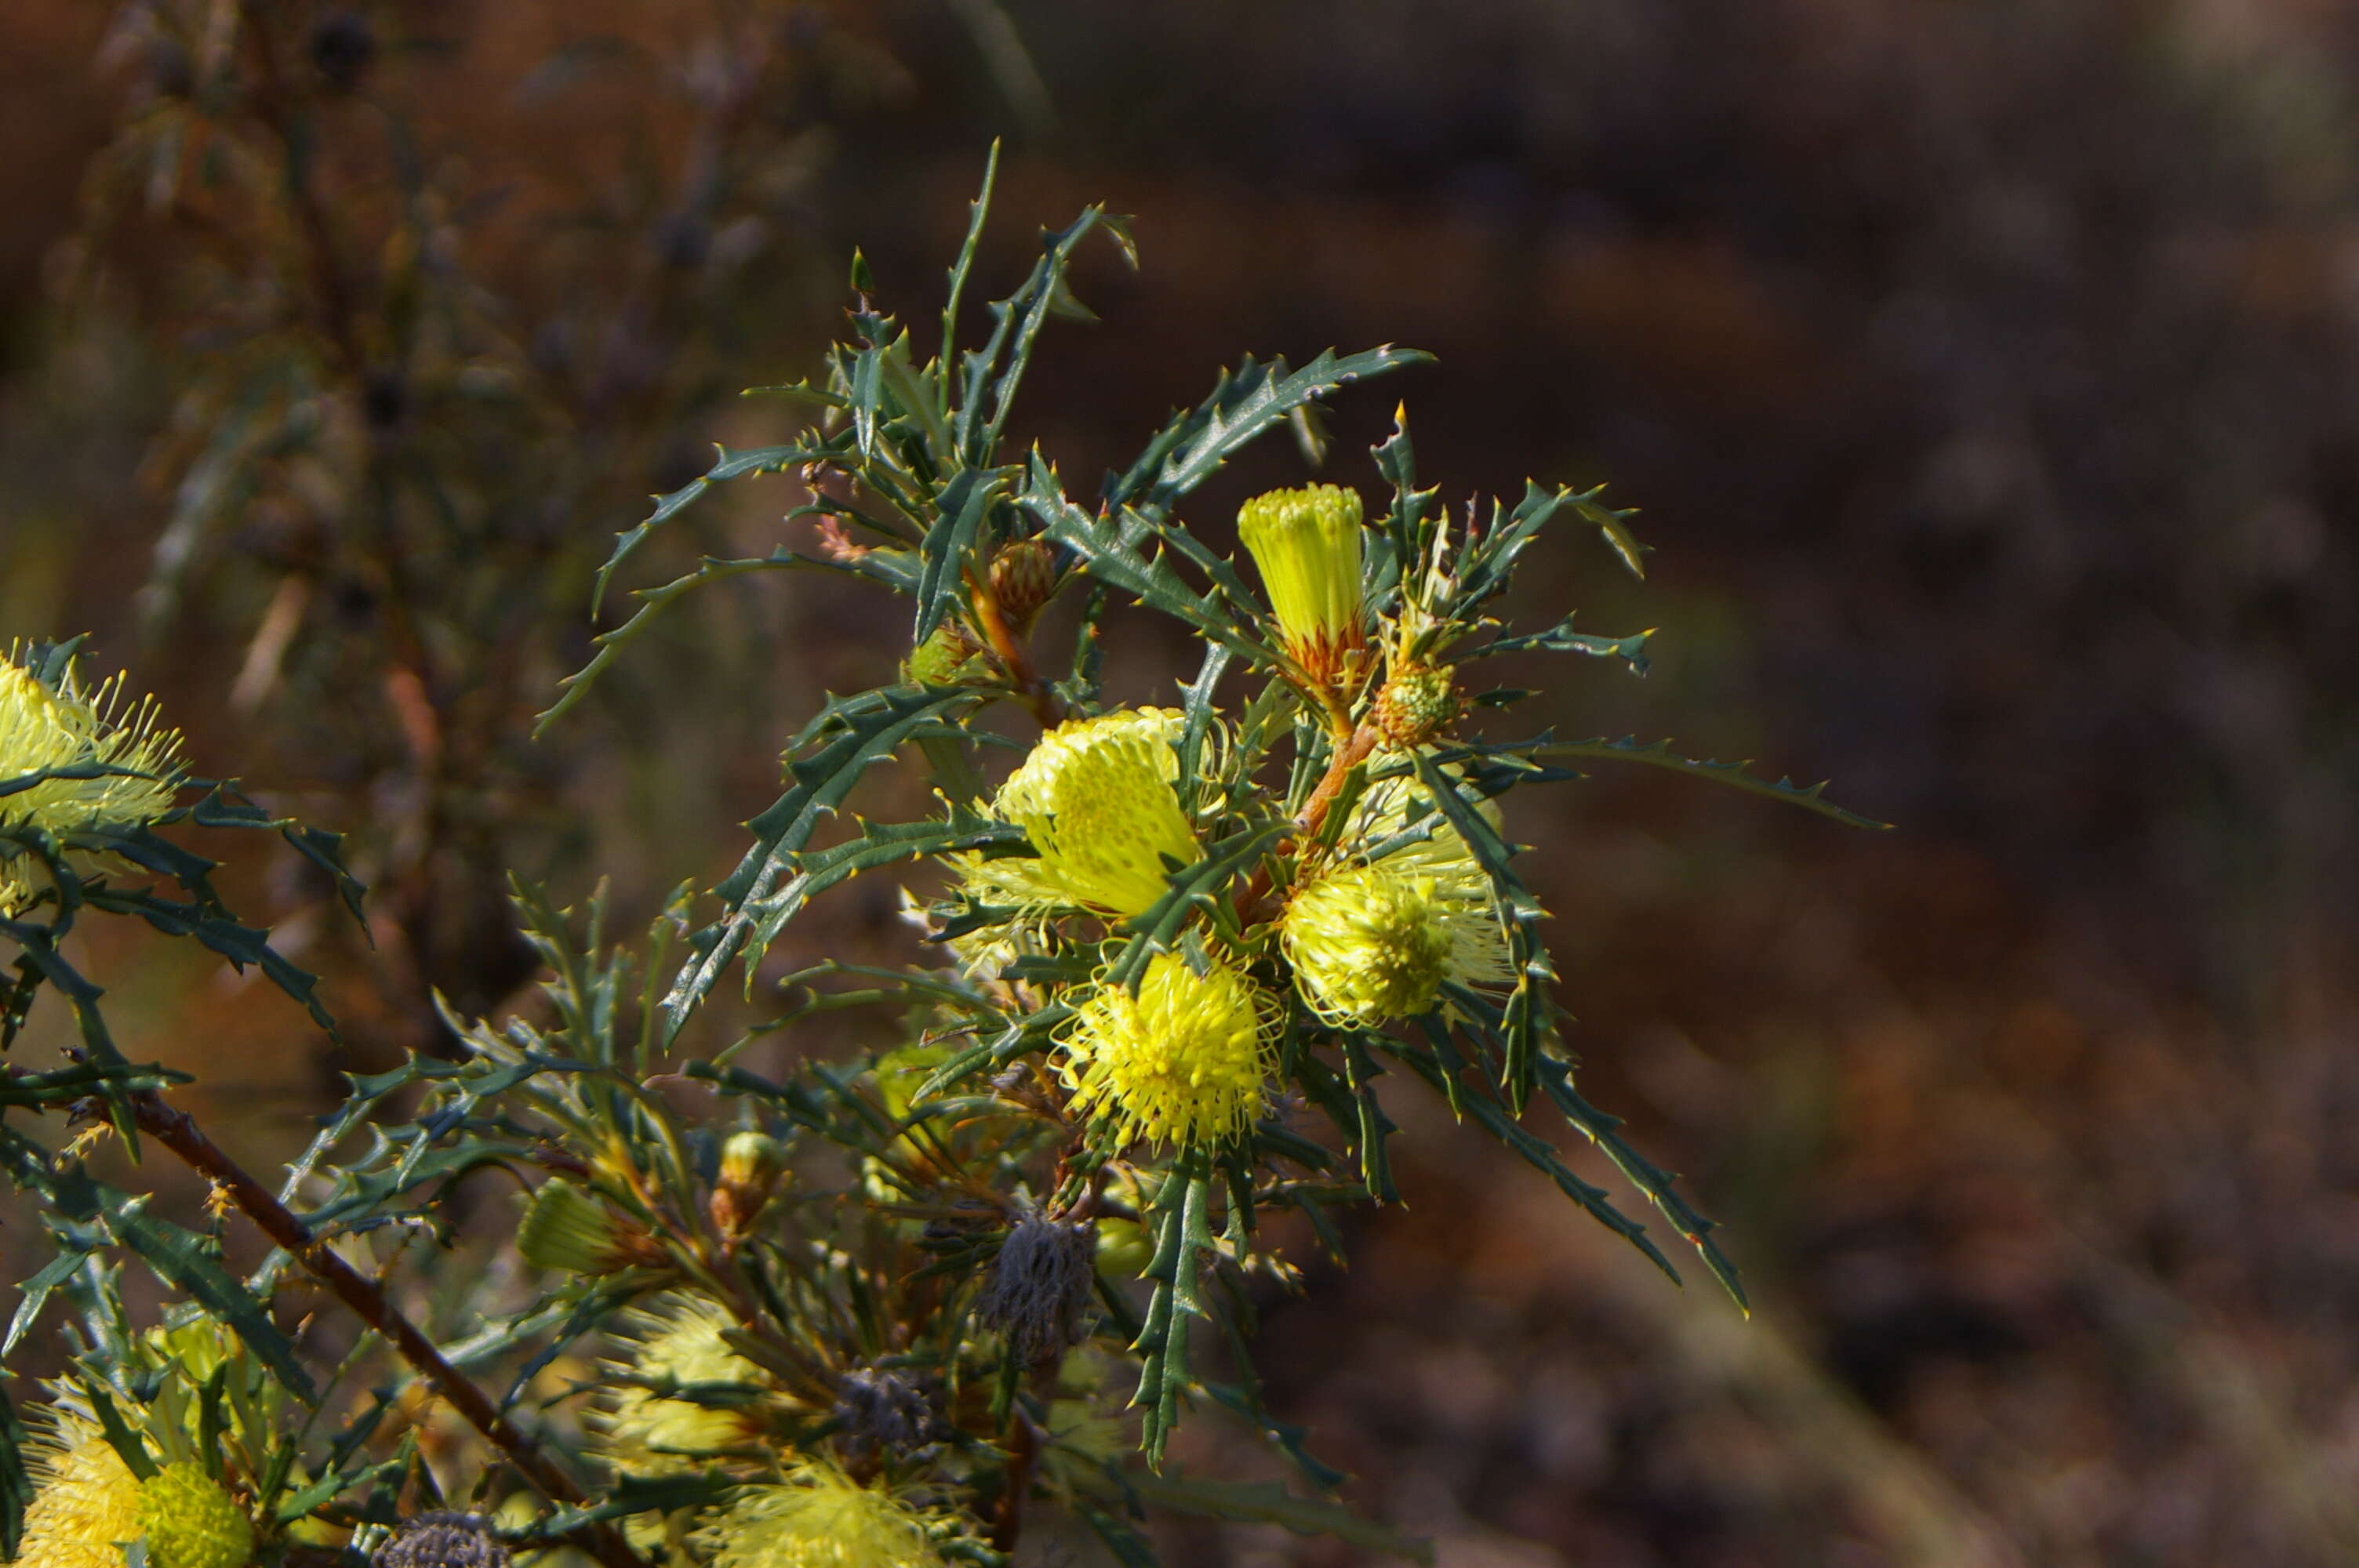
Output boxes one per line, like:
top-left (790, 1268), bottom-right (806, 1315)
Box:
top-left (6, 1), bottom-right (2359, 1563)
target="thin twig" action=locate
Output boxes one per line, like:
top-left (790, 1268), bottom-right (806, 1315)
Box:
top-left (128, 1090), bottom-right (648, 1568)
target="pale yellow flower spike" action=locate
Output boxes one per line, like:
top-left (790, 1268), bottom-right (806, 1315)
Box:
top-left (1060, 951), bottom-right (1274, 1149)
top-left (958, 708), bottom-right (1198, 921)
top-left (1277, 768), bottom-right (1518, 1024)
top-left (700, 1461), bottom-right (946, 1568)
top-left (0, 648), bottom-right (186, 915)
top-left (14, 1419), bottom-right (143, 1568)
top-left (598, 1294), bottom-right (771, 1471)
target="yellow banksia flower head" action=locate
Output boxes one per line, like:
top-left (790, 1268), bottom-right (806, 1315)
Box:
top-left (700, 1461), bottom-right (945, 1568)
top-left (133, 1462), bottom-right (253, 1568)
top-left (959, 708), bottom-right (1197, 920)
top-left (14, 1419), bottom-right (142, 1568)
top-left (0, 648), bottom-right (185, 916)
top-left (599, 1295), bottom-right (770, 1468)
top-left (1060, 951), bottom-right (1274, 1149)
top-left (1237, 485), bottom-right (1367, 689)
top-left (1282, 862), bottom-right (1510, 1024)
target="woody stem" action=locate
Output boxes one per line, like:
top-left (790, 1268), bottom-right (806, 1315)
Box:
top-left (127, 1090), bottom-right (647, 1568)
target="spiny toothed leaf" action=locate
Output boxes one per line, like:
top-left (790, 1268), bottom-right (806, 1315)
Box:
top-left (1525, 736), bottom-right (1892, 830)
top-left (1536, 1054), bottom-right (1747, 1312)
top-left (1021, 452), bottom-right (1273, 662)
top-left (1103, 347), bottom-right (1433, 519)
top-left (1132, 1153), bottom-right (1215, 1468)
top-left (0, 1127), bottom-right (315, 1402)
top-left (663, 685), bottom-right (980, 1039)
top-left (914, 466), bottom-right (1010, 642)
top-left (542, 549), bottom-right (892, 734)
top-left (1407, 750), bottom-right (1558, 1109)
top-left (1471, 615), bottom-right (1654, 675)
top-left (1103, 820), bottom-right (1291, 996)
top-left (592, 434), bottom-right (852, 617)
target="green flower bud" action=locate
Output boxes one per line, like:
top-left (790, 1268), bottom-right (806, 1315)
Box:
top-left (134, 1463), bottom-right (253, 1568)
top-left (710, 1130), bottom-right (787, 1238)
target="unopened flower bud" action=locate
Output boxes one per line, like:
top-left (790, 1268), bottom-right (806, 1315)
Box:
top-left (1237, 485), bottom-right (1368, 691)
top-left (133, 1463), bottom-right (253, 1568)
top-left (518, 1180), bottom-right (655, 1276)
top-left (372, 1513), bottom-right (511, 1568)
top-left (1372, 661), bottom-right (1459, 746)
top-left (987, 539), bottom-right (1060, 631)
top-left (710, 1130), bottom-right (787, 1237)
top-left (973, 1212), bottom-right (1097, 1365)
top-left (902, 623), bottom-right (987, 688)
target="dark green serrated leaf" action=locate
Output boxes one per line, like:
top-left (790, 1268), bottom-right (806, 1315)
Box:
top-left (664, 686), bottom-right (979, 1039)
top-left (1103, 821), bottom-right (1289, 996)
top-left (1535, 1055), bottom-right (1747, 1311)
top-left (1103, 347), bottom-right (1433, 519)
top-left (914, 466), bottom-right (1009, 642)
top-left (1407, 750), bottom-right (1556, 1109)
top-left (0, 1381), bottom-right (31, 1557)
top-left (0, 1128), bottom-right (314, 1402)
top-left (1519, 736), bottom-right (1891, 829)
top-left (1132, 1155), bottom-right (1215, 1468)
top-left (590, 435), bottom-right (852, 618)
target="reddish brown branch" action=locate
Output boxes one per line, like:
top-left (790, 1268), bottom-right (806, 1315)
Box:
top-left (129, 1091), bottom-right (645, 1568)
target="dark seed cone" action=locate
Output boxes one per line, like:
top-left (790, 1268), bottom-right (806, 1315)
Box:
top-left (1373, 662), bottom-right (1459, 746)
top-left (373, 1513), bottom-right (511, 1568)
top-left (972, 1211), bottom-right (1097, 1364)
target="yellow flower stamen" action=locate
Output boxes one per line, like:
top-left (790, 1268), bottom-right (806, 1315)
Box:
top-left (955, 708), bottom-right (1198, 921)
top-left (14, 1420), bottom-right (141, 1568)
top-left (0, 648), bottom-right (186, 915)
top-left (699, 1461), bottom-right (946, 1568)
top-left (1059, 951), bottom-right (1273, 1149)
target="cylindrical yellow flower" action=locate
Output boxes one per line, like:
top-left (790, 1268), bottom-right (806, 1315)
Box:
top-left (958, 708), bottom-right (1198, 920)
top-left (598, 1295), bottom-right (771, 1470)
top-left (699, 1462), bottom-right (945, 1568)
top-left (14, 1421), bottom-right (142, 1568)
top-left (1059, 951), bottom-right (1274, 1148)
top-left (1236, 485), bottom-right (1367, 689)
top-left (133, 1462), bottom-right (253, 1568)
top-left (1, 648), bottom-right (185, 915)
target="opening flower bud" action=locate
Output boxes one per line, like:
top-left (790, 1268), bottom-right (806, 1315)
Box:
top-left (1237, 485), bottom-right (1368, 692)
top-left (518, 1179), bottom-right (654, 1276)
top-left (710, 1130), bottom-right (787, 1237)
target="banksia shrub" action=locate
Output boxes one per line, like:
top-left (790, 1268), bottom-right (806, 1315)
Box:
top-left (0, 149), bottom-right (1882, 1568)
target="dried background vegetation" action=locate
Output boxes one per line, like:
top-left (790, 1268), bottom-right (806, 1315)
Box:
top-left (6, 1), bottom-right (2359, 1563)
